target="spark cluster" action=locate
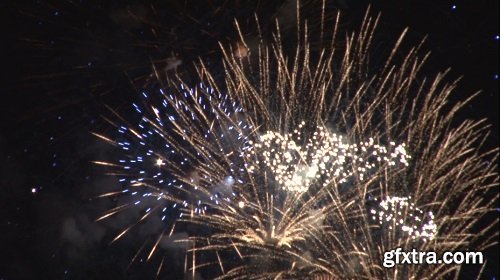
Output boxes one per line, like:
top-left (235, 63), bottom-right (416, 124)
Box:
top-left (246, 122), bottom-right (410, 193)
top-left (370, 196), bottom-right (437, 241)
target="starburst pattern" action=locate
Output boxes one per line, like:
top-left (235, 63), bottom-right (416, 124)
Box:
top-left (94, 82), bottom-right (255, 250)
top-left (181, 6), bottom-right (498, 280)
top-left (94, 2), bottom-right (498, 279)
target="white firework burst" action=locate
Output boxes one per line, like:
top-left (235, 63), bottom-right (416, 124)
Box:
top-left (246, 122), bottom-right (410, 193)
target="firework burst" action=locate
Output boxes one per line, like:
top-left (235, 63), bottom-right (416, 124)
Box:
top-left (93, 80), bottom-right (259, 271)
top-left (94, 2), bottom-right (498, 279)
top-left (180, 5), bottom-right (498, 280)
top-left (245, 123), bottom-right (410, 193)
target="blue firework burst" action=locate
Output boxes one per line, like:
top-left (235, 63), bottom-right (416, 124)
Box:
top-left (95, 82), bottom-right (254, 229)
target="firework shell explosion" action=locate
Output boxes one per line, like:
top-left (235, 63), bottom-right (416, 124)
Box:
top-left (94, 4), bottom-right (498, 280)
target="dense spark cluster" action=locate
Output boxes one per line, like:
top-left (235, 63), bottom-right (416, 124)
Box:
top-left (370, 196), bottom-right (437, 241)
top-left (246, 122), bottom-right (410, 193)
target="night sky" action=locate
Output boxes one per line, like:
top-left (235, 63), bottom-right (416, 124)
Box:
top-left (1, 1), bottom-right (498, 279)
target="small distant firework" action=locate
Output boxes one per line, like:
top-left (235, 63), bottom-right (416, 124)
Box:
top-left (370, 196), bottom-right (437, 241)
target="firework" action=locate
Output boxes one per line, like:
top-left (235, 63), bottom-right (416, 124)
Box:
top-left (180, 5), bottom-right (498, 280)
top-left (93, 81), bottom-right (259, 269)
top-left (94, 2), bottom-right (498, 279)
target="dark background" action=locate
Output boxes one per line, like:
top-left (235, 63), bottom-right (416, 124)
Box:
top-left (1, 0), bottom-right (498, 279)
